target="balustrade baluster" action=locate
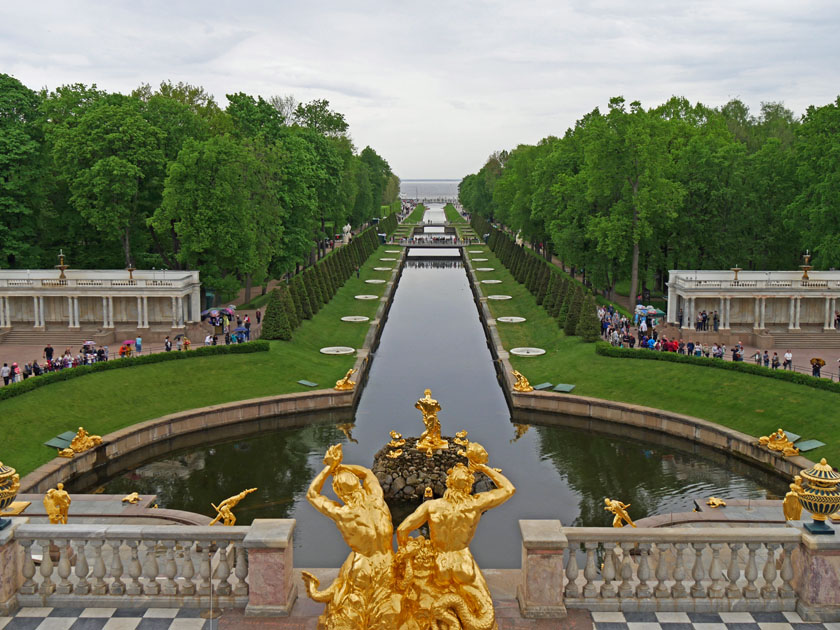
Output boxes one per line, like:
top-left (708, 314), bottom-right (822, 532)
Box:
top-left (725, 543), bottom-right (742, 599)
top-left (636, 543), bottom-right (652, 598)
top-left (125, 541), bottom-right (142, 596)
top-left (564, 547), bottom-right (580, 598)
top-left (690, 543), bottom-right (707, 598)
top-left (74, 540), bottom-right (90, 595)
top-left (708, 543), bottom-right (724, 598)
top-left (19, 540), bottom-right (36, 595)
top-left (109, 539), bottom-right (125, 595)
top-left (56, 540), bottom-right (72, 594)
top-left (39, 539), bottom-right (55, 595)
top-left (582, 543), bottom-right (599, 598)
top-left (761, 543), bottom-right (779, 599)
top-left (180, 541), bottom-right (197, 596)
top-left (671, 543), bottom-right (688, 598)
top-left (618, 542), bottom-right (635, 598)
top-left (143, 540), bottom-right (161, 595)
top-left (601, 544), bottom-right (617, 599)
top-left (744, 543), bottom-right (760, 599)
top-left (233, 543), bottom-right (249, 597)
top-left (161, 541), bottom-right (179, 595)
top-left (779, 542), bottom-right (796, 599)
top-left (215, 541), bottom-right (232, 596)
top-left (90, 540), bottom-right (107, 595)
top-left (198, 546), bottom-right (213, 596)
top-left (654, 542), bottom-right (670, 598)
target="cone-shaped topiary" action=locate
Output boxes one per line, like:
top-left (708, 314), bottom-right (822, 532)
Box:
top-left (288, 278), bottom-right (305, 322)
top-left (261, 289), bottom-right (292, 340)
top-left (293, 276), bottom-right (312, 319)
top-left (576, 293), bottom-right (601, 342)
top-left (556, 280), bottom-right (572, 327)
top-left (281, 285), bottom-right (300, 330)
top-left (305, 270), bottom-right (323, 312)
top-left (543, 273), bottom-right (557, 312)
top-left (564, 285), bottom-right (584, 336)
top-left (535, 266), bottom-right (550, 304)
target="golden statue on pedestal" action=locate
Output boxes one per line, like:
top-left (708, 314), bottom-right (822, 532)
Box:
top-left (335, 369), bottom-right (357, 391)
top-left (604, 498), bottom-right (636, 528)
top-left (209, 487), bottom-right (257, 526)
top-left (303, 444), bottom-right (399, 630)
top-left (43, 483), bottom-right (71, 524)
top-left (58, 427), bottom-right (103, 458)
top-left (415, 388), bottom-right (448, 457)
top-left (304, 438), bottom-right (515, 629)
top-left (758, 428), bottom-right (799, 456)
top-left (783, 475), bottom-right (803, 521)
top-left (511, 369), bottom-right (534, 392)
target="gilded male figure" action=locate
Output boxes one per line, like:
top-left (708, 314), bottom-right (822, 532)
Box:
top-left (396, 442), bottom-right (515, 629)
top-left (303, 444), bottom-right (398, 630)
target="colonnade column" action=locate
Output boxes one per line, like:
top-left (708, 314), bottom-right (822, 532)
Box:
top-left (142, 296), bottom-right (149, 328)
top-left (724, 297), bottom-right (731, 329)
top-left (39, 297), bottom-right (45, 329)
top-left (136, 296), bottom-right (143, 328)
top-left (67, 296), bottom-right (74, 328)
top-left (171, 296), bottom-right (177, 327)
top-left (108, 296), bottom-right (114, 328)
top-left (0, 296), bottom-right (5, 327)
top-left (102, 296), bottom-right (109, 328)
top-left (795, 297), bottom-right (802, 330)
top-left (667, 285), bottom-right (676, 323)
top-left (32, 296), bottom-right (40, 327)
top-left (831, 298), bottom-right (837, 330)
top-left (753, 297), bottom-right (760, 330)
top-left (73, 296), bottom-right (80, 329)
top-left (824, 297), bottom-right (833, 330)
top-left (177, 296), bottom-right (184, 327)
top-left (760, 297), bottom-right (766, 330)
top-left (682, 295), bottom-right (692, 330)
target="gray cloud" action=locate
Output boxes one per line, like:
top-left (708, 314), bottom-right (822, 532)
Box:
top-left (2, 0), bottom-right (839, 178)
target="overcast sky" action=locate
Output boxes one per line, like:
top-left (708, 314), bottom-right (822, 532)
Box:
top-left (3, 1), bottom-right (839, 179)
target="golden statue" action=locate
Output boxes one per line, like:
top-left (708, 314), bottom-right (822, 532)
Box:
top-left (121, 492), bottom-right (141, 504)
top-left (209, 488), bottom-right (257, 526)
top-left (57, 447), bottom-right (75, 458)
top-left (415, 388), bottom-right (448, 457)
top-left (390, 431), bottom-right (402, 440)
top-left (67, 427), bottom-right (103, 454)
top-left (453, 430), bottom-right (469, 447)
top-left (424, 487), bottom-right (433, 499)
top-left (302, 444), bottom-right (399, 630)
top-left (43, 483), bottom-right (71, 524)
top-left (706, 497), bottom-right (726, 508)
top-left (759, 428), bottom-right (799, 456)
top-left (604, 498), bottom-right (636, 528)
top-left (511, 369), bottom-right (534, 392)
top-left (783, 476), bottom-right (803, 521)
top-left (335, 369), bottom-right (357, 391)
top-left (396, 441), bottom-right (515, 629)
top-left (387, 449), bottom-right (403, 459)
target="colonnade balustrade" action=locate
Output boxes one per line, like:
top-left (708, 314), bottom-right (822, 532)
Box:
top-left (3, 518), bottom-right (840, 620)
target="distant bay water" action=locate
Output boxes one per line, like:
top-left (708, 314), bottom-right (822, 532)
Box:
top-left (400, 179), bottom-right (459, 199)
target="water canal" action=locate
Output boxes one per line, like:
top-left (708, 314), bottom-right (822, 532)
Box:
top-left (94, 203), bottom-right (788, 568)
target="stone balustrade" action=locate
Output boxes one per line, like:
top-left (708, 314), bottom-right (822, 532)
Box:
top-left (519, 520), bottom-right (840, 622)
top-left (0, 518), bottom-right (295, 616)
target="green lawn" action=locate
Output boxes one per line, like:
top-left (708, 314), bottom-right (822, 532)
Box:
top-left (405, 204), bottom-right (426, 223)
top-left (444, 203), bottom-right (466, 223)
top-left (469, 249), bottom-right (839, 464)
top-left (3, 247), bottom-right (397, 476)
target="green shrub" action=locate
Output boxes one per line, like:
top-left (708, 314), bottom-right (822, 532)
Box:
top-left (261, 290), bottom-right (292, 340)
top-left (576, 293), bottom-right (601, 342)
top-left (564, 285), bottom-right (584, 336)
top-left (281, 285), bottom-right (300, 330)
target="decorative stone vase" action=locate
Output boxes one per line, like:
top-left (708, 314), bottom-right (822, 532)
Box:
top-left (0, 460), bottom-right (20, 530)
top-left (797, 458), bottom-right (840, 535)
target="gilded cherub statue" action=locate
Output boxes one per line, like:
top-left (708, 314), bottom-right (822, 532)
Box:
top-left (415, 388), bottom-right (448, 456)
top-left (302, 444), bottom-right (398, 629)
top-left (209, 487), bottom-right (257, 526)
top-left (783, 475), bottom-right (803, 521)
top-left (69, 427), bottom-right (102, 454)
top-left (43, 483), bottom-right (71, 524)
top-left (604, 498), bottom-right (636, 528)
top-left (396, 441), bottom-right (515, 629)
top-left (334, 368), bottom-right (357, 391)
top-left (759, 428), bottom-right (799, 456)
top-left (706, 497), bottom-right (726, 508)
top-left (121, 492), bottom-right (141, 504)
top-left (512, 369), bottom-right (534, 392)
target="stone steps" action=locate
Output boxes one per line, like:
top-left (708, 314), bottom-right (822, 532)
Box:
top-left (770, 332), bottom-right (840, 348)
top-left (1, 328), bottom-right (103, 345)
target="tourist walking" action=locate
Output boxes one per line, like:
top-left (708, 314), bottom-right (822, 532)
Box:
top-left (43, 344), bottom-right (54, 362)
top-left (135, 336), bottom-right (142, 354)
top-left (256, 309), bottom-right (261, 324)
top-left (164, 336), bottom-right (172, 352)
top-left (783, 350), bottom-right (793, 370)
top-left (1, 363), bottom-right (10, 386)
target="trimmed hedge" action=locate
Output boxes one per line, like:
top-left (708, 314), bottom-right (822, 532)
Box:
top-left (0, 341), bottom-right (270, 404)
top-left (595, 341), bottom-right (840, 394)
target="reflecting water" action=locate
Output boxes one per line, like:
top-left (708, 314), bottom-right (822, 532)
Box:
top-left (94, 229), bottom-right (787, 568)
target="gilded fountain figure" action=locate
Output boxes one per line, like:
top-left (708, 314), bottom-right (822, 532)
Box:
top-left (415, 388), bottom-right (448, 456)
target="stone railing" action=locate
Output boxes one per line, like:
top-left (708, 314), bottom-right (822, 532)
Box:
top-left (0, 518), bottom-right (295, 616)
top-left (671, 277), bottom-right (840, 291)
top-left (518, 520), bottom-right (840, 622)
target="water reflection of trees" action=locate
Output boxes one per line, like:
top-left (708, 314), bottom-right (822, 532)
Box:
top-left (102, 424), bottom-right (343, 522)
top-left (534, 425), bottom-right (785, 527)
top-left (405, 259), bottom-right (463, 269)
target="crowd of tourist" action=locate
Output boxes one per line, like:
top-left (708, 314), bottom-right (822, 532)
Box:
top-left (598, 304), bottom-right (828, 378)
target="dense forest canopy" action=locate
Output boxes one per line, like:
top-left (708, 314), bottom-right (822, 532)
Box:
top-left (458, 95), bottom-right (840, 302)
top-left (0, 74), bottom-right (400, 298)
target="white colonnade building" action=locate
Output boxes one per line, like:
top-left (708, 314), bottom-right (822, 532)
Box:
top-left (0, 269), bottom-right (201, 334)
top-left (666, 269), bottom-right (840, 343)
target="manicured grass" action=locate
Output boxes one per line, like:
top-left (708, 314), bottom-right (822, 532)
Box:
top-left (405, 204), bottom-right (426, 223)
top-left (469, 249), bottom-right (839, 464)
top-left (444, 203), bottom-right (466, 223)
top-left (2, 247), bottom-right (397, 476)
